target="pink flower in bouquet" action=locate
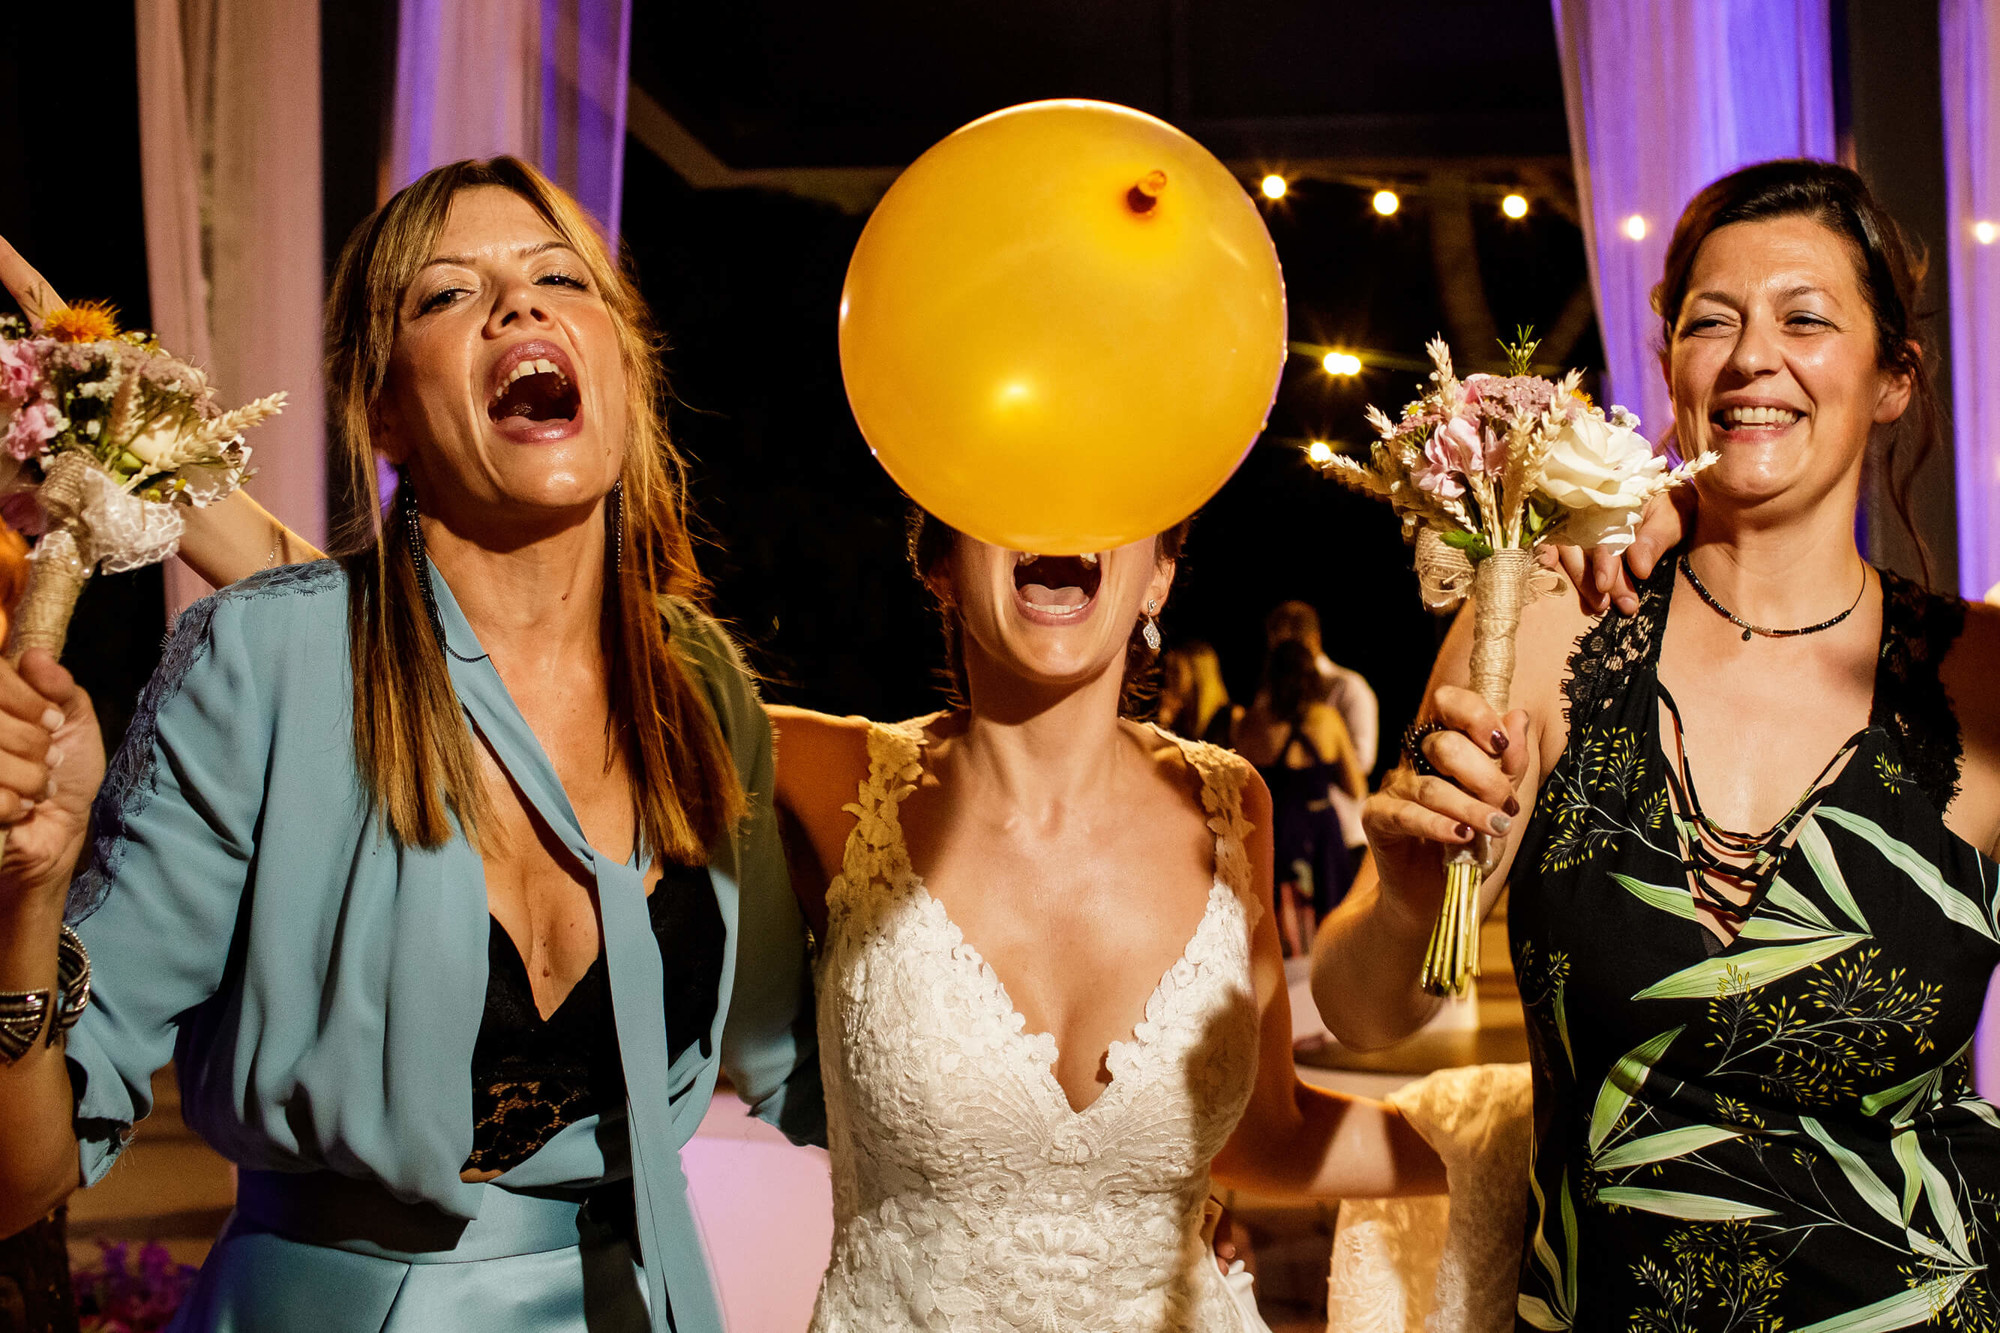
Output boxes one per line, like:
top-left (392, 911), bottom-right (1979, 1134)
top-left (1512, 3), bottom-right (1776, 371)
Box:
top-left (0, 342), bottom-right (37, 404)
top-left (5, 399), bottom-right (59, 460)
top-left (1416, 416), bottom-right (1503, 498)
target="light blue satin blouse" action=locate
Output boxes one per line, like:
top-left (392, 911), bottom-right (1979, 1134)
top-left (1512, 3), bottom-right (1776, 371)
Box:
top-left (61, 558), bottom-right (821, 1331)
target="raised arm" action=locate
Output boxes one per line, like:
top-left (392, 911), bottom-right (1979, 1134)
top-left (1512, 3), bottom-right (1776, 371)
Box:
top-left (177, 492), bottom-right (324, 588)
top-left (1308, 582), bottom-right (1583, 1051)
top-left (0, 233), bottom-right (323, 590)
top-left (0, 652), bottom-right (103, 1234)
top-left (1210, 769), bottom-right (1444, 1199)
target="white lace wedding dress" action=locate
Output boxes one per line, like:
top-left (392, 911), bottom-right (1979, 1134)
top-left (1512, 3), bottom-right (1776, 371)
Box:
top-left (807, 720), bottom-right (1266, 1332)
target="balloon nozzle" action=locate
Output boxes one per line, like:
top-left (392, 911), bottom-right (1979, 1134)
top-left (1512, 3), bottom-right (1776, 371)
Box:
top-left (1125, 170), bottom-right (1169, 215)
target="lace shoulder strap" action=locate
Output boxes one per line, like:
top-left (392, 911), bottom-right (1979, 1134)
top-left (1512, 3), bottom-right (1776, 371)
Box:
top-left (1153, 726), bottom-right (1259, 922)
top-left (834, 718), bottom-right (928, 895)
top-left (1873, 567), bottom-right (1968, 812)
top-left (1560, 552), bottom-right (1675, 733)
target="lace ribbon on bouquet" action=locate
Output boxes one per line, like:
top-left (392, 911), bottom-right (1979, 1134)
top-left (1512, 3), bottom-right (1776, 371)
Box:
top-left (10, 453), bottom-right (194, 660)
top-left (1413, 530), bottom-right (1563, 613)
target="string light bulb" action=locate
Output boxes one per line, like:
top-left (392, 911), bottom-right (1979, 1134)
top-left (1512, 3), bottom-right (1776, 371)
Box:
top-left (1502, 193), bottom-right (1529, 219)
top-left (1372, 189), bottom-right (1400, 216)
top-left (1260, 174), bottom-right (1288, 200)
top-left (1306, 441), bottom-right (1335, 466)
top-left (1623, 213), bottom-right (1648, 241)
top-left (1976, 220), bottom-right (1999, 245)
top-left (1321, 352), bottom-right (1363, 376)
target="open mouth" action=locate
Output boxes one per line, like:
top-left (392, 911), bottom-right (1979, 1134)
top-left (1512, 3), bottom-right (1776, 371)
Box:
top-left (1710, 404), bottom-right (1803, 435)
top-left (1012, 552), bottom-right (1102, 618)
top-left (488, 343), bottom-right (582, 429)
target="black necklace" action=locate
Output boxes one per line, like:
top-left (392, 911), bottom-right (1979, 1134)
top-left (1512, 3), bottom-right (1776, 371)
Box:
top-left (1678, 554), bottom-right (1867, 641)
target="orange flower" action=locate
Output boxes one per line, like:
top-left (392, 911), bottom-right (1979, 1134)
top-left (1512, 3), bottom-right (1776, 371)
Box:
top-left (41, 301), bottom-right (120, 344)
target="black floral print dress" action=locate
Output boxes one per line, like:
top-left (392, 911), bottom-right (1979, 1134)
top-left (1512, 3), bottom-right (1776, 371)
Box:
top-left (1509, 559), bottom-right (2000, 1332)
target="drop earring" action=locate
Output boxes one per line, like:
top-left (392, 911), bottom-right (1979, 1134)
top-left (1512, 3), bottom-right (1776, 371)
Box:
top-left (1142, 599), bottom-right (1162, 652)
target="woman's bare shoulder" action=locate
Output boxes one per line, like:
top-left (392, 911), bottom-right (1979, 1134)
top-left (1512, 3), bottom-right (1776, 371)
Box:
top-left (767, 707), bottom-right (873, 804)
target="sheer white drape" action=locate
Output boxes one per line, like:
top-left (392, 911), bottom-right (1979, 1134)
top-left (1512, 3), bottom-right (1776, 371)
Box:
top-left (390, 0), bottom-right (633, 237)
top-left (136, 0), bottom-right (326, 618)
top-left (1550, 0), bottom-right (1836, 441)
top-left (1944, 0), bottom-right (2000, 603)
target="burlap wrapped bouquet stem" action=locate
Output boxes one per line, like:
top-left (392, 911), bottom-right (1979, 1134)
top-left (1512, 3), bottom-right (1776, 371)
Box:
top-left (1420, 547), bottom-right (1532, 998)
top-left (7, 452), bottom-right (99, 665)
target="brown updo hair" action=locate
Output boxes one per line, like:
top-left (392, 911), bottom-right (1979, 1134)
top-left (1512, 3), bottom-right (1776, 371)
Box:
top-left (907, 507), bottom-right (1191, 717)
top-left (1652, 159), bottom-right (1942, 582)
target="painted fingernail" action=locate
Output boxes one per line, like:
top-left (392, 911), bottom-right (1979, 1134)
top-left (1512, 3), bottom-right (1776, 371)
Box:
top-left (1489, 813), bottom-right (1512, 835)
top-left (1454, 823), bottom-right (1473, 839)
top-left (1490, 729), bottom-right (1509, 752)
top-left (40, 708), bottom-right (62, 732)
top-left (1505, 796), bottom-right (1520, 816)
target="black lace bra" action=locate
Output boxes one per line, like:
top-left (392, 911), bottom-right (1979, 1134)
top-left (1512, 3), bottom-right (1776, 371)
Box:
top-left (461, 859), bottom-right (725, 1178)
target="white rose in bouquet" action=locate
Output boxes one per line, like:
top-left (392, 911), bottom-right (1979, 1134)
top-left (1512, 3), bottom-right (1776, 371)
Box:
top-left (1542, 407), bottom-right (1664, 554)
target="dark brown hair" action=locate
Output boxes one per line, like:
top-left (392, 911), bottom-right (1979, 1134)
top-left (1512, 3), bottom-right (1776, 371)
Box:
top-left (324, 156), bottom-right (744, 862)
top-left (1652, 159), bottom-right (1942, 582)
top-left (906, 508), bottom-right (1190, 717)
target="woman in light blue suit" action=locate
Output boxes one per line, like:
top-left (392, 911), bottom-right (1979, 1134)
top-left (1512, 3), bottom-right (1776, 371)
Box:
top-left (0, 157), bottom-right (820, 1331)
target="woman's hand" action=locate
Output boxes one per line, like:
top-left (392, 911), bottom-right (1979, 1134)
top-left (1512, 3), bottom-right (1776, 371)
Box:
top-left (0, 233), bottom-right (61, 326)
top-left (0, 650), bottom-right (103, 914)
top-left (1544, 486), bottom-right (1694, 617)
top-left (1362, 686), bottom-right (1528, 924)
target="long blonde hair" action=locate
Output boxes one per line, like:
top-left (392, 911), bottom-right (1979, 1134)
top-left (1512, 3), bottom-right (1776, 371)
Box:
top-left (324, 156), bottom-right (744, 862)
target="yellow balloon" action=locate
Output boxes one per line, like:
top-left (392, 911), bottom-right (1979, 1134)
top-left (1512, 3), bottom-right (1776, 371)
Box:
top-left (839, 99), bottom-right (1287, 554)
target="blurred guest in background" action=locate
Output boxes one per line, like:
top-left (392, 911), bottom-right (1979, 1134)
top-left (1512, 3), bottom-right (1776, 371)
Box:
top-left (1245, 600), bottom-right (1377, 878)
top-left (1235, 638), bottom-right (1366, 955)
top-left (1258, 601), bottom-right (1379, 776)
top-left (1156, 640), bottom-right (1240, 747)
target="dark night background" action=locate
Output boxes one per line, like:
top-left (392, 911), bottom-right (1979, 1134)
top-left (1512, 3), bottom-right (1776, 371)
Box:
top-left (3, 0), bottom-right (1598, 776)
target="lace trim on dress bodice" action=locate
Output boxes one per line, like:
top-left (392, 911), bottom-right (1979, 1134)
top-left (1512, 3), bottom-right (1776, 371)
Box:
top-left (810, 718), bottom-right (1266, 1332)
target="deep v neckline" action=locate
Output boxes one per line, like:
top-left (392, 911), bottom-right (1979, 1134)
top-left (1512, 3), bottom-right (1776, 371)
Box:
top-left (918, 878), bottom-right (1233, 1117)
top-left (859, 719), bottom-right (1245, 1118)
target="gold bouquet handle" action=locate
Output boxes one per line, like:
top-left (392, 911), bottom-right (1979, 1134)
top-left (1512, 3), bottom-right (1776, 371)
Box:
top-left (1419, 546), bottom-right (1531, 998)
top-left (6, 452), bottom-right (96, 666)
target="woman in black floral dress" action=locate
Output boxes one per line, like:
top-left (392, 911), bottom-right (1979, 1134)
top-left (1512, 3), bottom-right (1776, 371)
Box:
top-left (1313, 159), bottom-right (2000, 1329)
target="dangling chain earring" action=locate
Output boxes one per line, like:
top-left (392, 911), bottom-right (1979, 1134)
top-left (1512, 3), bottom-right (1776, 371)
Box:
top-left (402, 480), bottom-right (448, 650)
top-left (608, 480), bottom-right (625, 580)
top-left (1142, 599), bottom-right (1162, 652)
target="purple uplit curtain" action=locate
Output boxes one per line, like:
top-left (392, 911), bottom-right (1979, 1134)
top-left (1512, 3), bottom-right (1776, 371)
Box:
top-left (1943, 0), bottom-right (2000, 603)
top-left (1550, 0), bottom-right (1836, 443)
top-left (390, 0), bottom-right (634, 236)
top-left (1941, 0), bottom-right (2000, 1098)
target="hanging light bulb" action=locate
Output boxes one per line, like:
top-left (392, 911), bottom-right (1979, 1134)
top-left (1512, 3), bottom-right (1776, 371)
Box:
top-left (1306, 440), bottom-right (1336, 466)
top-left (1260, 174), bottom-right (1288, 200)
top-left (1502, 193), bottom-right (1529, 219)
top-left (1372, 189), bottom-right (1400, 216)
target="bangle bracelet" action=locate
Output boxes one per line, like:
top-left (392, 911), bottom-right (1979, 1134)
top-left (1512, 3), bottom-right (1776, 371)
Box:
top-left (0, 926), bottom-right (91, 1061)
top-left (1403, 718), bottom-right (1447, 777)
top-left (0, 988), bottom-right (50, 1062)
top-left (52, 925), bottom-right (89, 1044)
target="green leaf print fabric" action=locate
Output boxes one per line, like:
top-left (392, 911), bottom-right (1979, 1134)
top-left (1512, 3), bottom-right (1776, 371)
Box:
top-left (1509, 561), bottom-right (2000, 1331)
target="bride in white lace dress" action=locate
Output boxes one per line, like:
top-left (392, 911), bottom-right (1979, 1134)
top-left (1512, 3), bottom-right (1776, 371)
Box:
top-left (773, 515), bottom-right (1443, 1331)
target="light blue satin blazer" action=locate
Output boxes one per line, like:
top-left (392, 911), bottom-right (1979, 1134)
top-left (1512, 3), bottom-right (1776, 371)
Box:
top-left (62, 559), bottom-right (822, 1332)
